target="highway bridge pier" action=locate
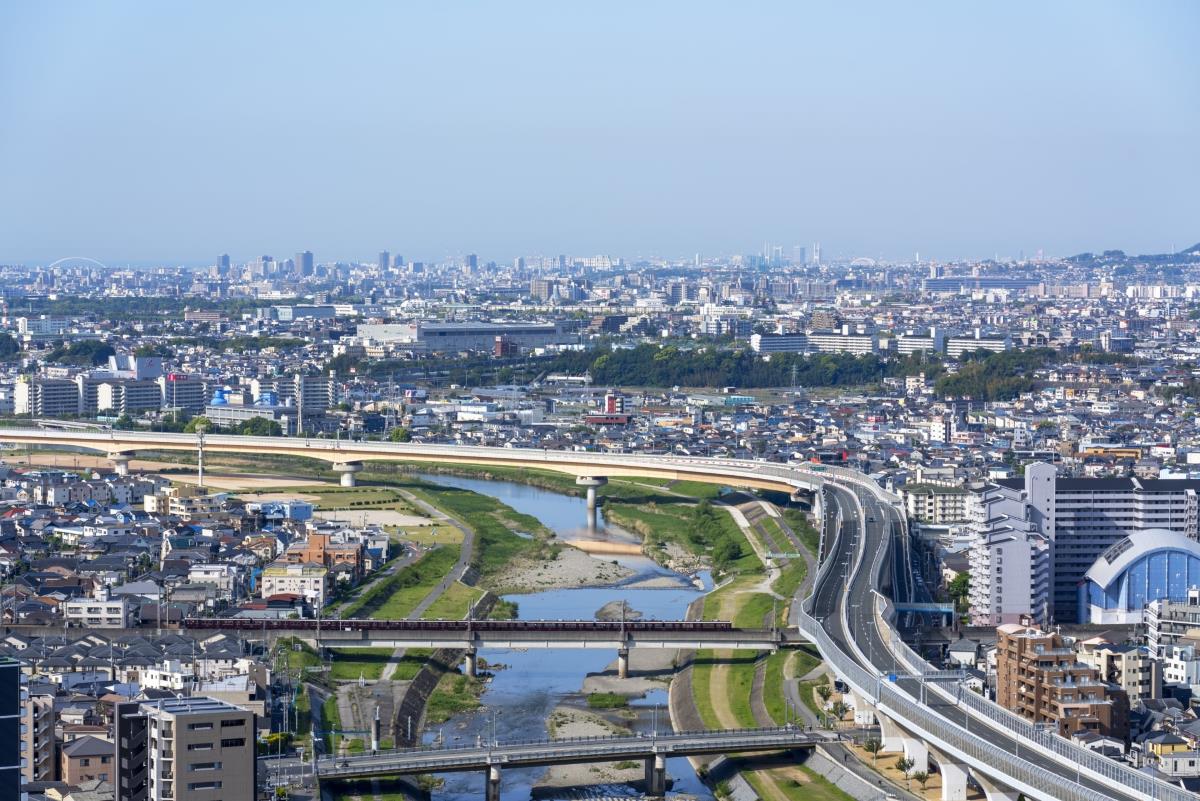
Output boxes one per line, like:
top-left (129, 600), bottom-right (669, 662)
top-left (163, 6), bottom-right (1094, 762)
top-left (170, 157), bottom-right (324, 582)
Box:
top-left (576, 475), bottom-right (607, 529)
top-left (333, 461), bottom-right (364, 487)
top-left (108, 452), bottom-right (132, 476)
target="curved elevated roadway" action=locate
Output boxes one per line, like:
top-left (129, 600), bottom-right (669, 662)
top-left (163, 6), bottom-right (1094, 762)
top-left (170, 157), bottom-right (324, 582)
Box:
top-left (0, 427), bottom-right (1185, 801)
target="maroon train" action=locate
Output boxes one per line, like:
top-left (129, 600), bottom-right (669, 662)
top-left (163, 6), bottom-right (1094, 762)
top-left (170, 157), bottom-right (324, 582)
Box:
top-left (182, 617), bottom-right (735, 632)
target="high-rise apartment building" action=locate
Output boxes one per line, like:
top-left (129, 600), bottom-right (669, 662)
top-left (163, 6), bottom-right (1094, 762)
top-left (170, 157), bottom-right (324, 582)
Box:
top-left (969, 464), bottom-right (1200, 624)
top-left (116, 697), bottom-right (257, 801)
top-left (14, 376), bottom-right (79, 416)
top-left (2, 659), bottom-right (20, 797)
top-left (995, 624), bottom-right (1129, 740)
top-left (21, 684), bottom-right (55, 783)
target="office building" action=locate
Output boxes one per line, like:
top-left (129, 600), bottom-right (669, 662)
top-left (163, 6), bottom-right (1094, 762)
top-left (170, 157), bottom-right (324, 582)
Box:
top-left (296, 250), bottom-right (314, 276)
top-left (116, 696), bottom-right (256, 801)
top-left (378, 250), bottom-right (390, 271)
top-left (995, 624), bottom-right (1129, 740)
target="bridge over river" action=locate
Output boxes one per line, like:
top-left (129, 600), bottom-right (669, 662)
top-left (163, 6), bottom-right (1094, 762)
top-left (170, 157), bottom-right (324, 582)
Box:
top-left (270, 725), bottom-right (821, 800)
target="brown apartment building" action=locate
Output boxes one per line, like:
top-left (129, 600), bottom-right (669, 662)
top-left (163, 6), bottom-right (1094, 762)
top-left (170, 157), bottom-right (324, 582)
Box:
top-left (995, 623), bottom-right (1130, 740)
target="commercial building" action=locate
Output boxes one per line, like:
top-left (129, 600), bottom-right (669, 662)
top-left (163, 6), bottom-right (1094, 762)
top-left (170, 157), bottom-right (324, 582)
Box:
top-left (1077, 531), bottom-right (1200, 624)
top-left (115, 696), bottom-right (257, 801)
top-left (969, 465), bottom-right (1200, 624)
top-left (995, 624), bottom-right (1129, 740)
top-left (204, 387), bottom-right (295, 433)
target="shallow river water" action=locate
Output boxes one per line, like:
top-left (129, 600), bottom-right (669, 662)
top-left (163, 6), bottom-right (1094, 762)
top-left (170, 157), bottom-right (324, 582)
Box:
top-left (415, 473), bottom-right (716, 801)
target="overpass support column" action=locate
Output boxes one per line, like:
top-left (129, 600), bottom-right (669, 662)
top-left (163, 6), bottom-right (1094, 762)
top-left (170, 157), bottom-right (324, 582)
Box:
top-left (974, 773), bottom-right (1020, 801)
top-left (485, 763), bottom-right (502, 801)
top-left (109, 453), bottom-right (132, 476)
top-left (464, 647), bottom-right (478, 678)
top-left (901, 736), bottom-right (928, 773)
top-left (576, 476), bottom-right (607, 529)
top-left (371, 705), bottom-right (380, 752)
top-left (848, 689), bottom-right (875, 725)
top-left (928, 744), bottom-right (968, 801)
top-left (333, 462), bottom-right (364, 487)
top-left (875, 711), bottom-right (905, 754)
top-left (617, 647), bottom-right (630, 679)
top-left (644, 753), bottom-right (667, 797)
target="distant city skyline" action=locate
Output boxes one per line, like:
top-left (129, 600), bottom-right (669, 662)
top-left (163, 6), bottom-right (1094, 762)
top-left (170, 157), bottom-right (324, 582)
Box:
top-left (1, 2), bottom-right (1197, 265)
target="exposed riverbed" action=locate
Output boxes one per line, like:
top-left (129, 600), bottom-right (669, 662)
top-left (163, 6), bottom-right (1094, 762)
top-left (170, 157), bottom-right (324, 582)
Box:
top-left (416, 473), bottom-right (716, 801)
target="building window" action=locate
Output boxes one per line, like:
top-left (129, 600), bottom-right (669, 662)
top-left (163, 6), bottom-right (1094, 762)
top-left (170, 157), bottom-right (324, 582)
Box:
top-left (188, 722), bottom-right (213, 731)
top-left (220, 738), bottom-right (245, 748)
top-left (220, 719), bottom-right (245, 728)
top-left (187, 781), bottom-right (223, 790)
top-left (187, 743), bottom-right (213, 751)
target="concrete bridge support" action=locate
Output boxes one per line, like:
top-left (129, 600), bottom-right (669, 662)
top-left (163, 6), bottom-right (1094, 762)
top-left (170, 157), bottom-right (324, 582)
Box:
top-left (371, 706), bottom-right (381, 752)
top-left (464, 647), bottom-right (478, 678)
top-left (576, 476), bottom-right (607, 529)
top-left (644, 753), bottom-right (667, 797)
top-left (485, 763), bottom-right (502, 801)
top-left (928, 743), bottom-right (969, 801)
top-left (334, 461), bottom-right (364, 487)
top-left (974, 773), bottom-right (1020, 801)
top-left (848, 689), bottom-right (875, 725)
top-left (109, 453), bottom-right (132, 476)
top-left (617, 647), bottom-right (630, 679)
top-left (875, 711), bottom-right (905, 754)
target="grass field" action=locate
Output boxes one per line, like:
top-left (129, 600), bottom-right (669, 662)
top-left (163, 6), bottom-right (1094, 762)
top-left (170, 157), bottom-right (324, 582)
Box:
top-left (420, 581), bottom-right (485, 620)
top-left (340, 544), bottom-right (459, 618)
top-left (328, 648), bottom-right (394, 681)
top-left (397, 477), bottom-right (556, 580)
top-left (744, 765), bottom-right (855, 801)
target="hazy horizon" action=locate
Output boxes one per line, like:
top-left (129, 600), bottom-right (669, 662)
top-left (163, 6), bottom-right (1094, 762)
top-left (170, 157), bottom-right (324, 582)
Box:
top-left (2, 2), bottom-right (1197, 266)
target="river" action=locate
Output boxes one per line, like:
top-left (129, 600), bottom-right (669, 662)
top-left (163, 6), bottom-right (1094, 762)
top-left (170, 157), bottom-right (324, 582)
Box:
top-left (416, 473), bottom-right (716, 801)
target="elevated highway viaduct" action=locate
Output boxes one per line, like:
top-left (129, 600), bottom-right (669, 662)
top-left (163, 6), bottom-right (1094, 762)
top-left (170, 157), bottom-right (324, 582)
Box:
top-left (0, 427), bottom-right (1185, 801)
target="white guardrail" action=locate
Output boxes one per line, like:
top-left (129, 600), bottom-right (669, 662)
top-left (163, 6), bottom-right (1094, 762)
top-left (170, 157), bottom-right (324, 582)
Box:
top-left (0, 429), bottom-right (1187, 799)
top-left (810, 475), bottom-right (1188, 801)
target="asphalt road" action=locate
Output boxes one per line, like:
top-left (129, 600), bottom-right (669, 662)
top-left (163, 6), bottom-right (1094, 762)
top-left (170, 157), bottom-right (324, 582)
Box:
top-left (814, 485), bottom-right (1136, 801)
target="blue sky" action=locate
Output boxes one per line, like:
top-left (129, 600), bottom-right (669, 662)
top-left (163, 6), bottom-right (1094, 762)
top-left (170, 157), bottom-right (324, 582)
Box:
top-left (1, 2), bottom-right (1197, 265)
